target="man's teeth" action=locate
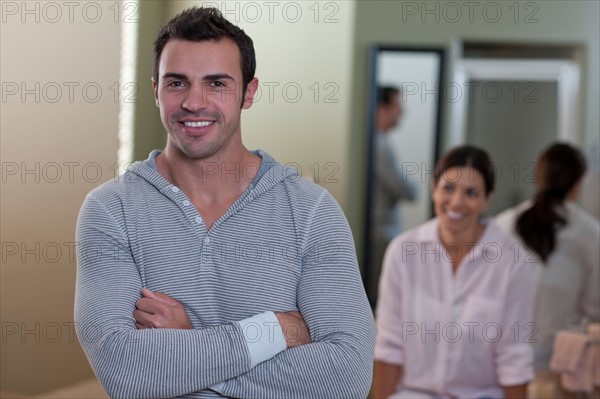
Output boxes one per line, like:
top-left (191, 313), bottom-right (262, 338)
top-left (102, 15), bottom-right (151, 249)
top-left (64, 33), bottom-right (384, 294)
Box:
top-left (184, 121), bottom-right (213, 127)
top-left (447, 210), bottom-right (464, 220)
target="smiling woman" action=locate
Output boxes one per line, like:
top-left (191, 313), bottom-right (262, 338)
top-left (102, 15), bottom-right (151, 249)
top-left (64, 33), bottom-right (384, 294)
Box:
top-left (432, 146), bottom-right (495, 270)
top-left (372, 145), bottom-right (535, 399)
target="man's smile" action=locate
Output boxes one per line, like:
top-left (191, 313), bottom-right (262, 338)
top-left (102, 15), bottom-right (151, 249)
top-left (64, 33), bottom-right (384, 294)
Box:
top-left (182, 120), bottom-right (215, 128)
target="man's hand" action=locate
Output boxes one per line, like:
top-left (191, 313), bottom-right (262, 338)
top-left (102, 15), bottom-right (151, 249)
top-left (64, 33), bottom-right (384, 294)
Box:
top-left (134, 288), bottom-right (193, 330)
top-left (274, 311), bottom-right (311, 348)
top-left (133, 289), bottom-right (310, 349)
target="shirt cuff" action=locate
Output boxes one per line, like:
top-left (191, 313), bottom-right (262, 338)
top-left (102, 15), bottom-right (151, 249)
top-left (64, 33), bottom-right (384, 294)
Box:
top-left (237, 311), bottom-right (287, 368)
top-left (210, 312), bottom-right (286, 393)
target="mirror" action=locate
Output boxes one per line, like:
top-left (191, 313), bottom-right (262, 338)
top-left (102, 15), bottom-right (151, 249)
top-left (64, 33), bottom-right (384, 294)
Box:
top-left (364, 46), bottom-right (445, 307)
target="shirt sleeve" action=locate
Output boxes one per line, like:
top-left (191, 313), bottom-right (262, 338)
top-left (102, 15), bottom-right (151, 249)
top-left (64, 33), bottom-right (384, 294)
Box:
top-left (75, 195), bottom-right (279, 399)
top-left (494, 255), bottom-right (535, 386)
top-left (374, 238), bottom-right (405, 365)
top-left (214, 190), bottom-right (376, 399)
top-left (374, 136), bottom-right (418, 202)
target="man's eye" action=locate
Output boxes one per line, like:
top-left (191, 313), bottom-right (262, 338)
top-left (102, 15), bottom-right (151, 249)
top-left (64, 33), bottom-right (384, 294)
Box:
top-left (168, 81), bottom-right (184, 88)
top-left (211, 81), bottom-right (225, 88)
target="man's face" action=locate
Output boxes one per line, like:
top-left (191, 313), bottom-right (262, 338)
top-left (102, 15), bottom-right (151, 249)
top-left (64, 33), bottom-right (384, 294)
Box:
top-left (153, 39), bottom-right (258, 160)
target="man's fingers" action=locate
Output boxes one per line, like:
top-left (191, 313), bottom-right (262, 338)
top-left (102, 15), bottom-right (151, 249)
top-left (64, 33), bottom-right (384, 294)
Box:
top-left (134, 309), bottom-right (165, 329)
top-left (136, 289), bottom-right (192, 330)
top-left (135, 297), bottom-right (163, 314)
top-left (141, 288), bottom-right (161, 301)
top-left (133, 309), bottom-right (152, 325)
top-left (142, 288), bottom-right (179, 306)
top-left (152, 291), bottom-right (180, 305)
top-left (135, 322), bottom-right (148, 330)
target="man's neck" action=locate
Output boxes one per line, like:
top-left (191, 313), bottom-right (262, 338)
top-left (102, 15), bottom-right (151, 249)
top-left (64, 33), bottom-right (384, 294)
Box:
top-left (375, 120), bottom-right (387, 133)
top-left (155, 144), bottom-right (261, 206)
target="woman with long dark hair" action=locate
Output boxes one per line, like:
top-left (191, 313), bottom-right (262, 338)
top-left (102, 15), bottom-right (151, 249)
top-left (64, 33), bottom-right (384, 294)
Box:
top-left (373, 145), bottom-right (534, 399)
top-left (496, 142), bottom-right (600, 371)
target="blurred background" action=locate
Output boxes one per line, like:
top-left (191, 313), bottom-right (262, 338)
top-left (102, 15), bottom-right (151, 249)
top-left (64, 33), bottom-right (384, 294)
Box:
top-left (1, 0), bottom-right (598, 396)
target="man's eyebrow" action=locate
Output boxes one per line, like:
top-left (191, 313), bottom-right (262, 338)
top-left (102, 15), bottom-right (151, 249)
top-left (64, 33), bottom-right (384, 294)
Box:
top-left (161, 73), bottom-right (235, 82)
top-left (204, 74), bottom-right (235, 81)
top-left (162, 72), bottom-right (188, 81)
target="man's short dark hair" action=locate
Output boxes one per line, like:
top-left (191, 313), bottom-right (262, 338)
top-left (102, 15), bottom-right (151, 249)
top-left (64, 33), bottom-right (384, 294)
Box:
top-left (377, 86), bottom-right (400, 106)
top-left (153, 7), bottom-right (256, 94)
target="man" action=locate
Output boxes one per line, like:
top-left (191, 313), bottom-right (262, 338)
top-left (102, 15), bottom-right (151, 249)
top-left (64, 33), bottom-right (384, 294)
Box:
top-left (368, 86), bottom-right (417, 306)
top-left (75, 7), bottom-right (374, 399)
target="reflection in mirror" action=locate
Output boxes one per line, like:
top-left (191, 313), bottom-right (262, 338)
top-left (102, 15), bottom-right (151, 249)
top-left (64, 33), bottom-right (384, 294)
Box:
top-left (364, 47), bottom-right (445, 307)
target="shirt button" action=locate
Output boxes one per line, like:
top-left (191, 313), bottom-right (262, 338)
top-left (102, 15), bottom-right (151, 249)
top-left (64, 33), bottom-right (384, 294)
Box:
top-left (171, 186), bottom-right (179, 193)
top-left (183, 200), bottom-right (191, 206)
top-left (195, 216), bottom-right (202, 224)
top-left (204, 236), bottom-right (210, 244)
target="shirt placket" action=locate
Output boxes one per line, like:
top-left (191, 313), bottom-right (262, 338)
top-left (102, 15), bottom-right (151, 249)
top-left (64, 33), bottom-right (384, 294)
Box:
top-left (163, 184), bottom-right (211, 267)
top-left (440, 255), bottom-right (457, 397)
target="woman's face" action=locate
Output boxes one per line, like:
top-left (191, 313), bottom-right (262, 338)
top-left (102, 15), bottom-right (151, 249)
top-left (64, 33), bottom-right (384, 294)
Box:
top-left (432, 166), bottom-right (492, 235)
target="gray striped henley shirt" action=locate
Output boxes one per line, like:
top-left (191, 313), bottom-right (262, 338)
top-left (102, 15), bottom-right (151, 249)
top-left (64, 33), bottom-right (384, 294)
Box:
top-left (75, 150), bottom-right (375, 398)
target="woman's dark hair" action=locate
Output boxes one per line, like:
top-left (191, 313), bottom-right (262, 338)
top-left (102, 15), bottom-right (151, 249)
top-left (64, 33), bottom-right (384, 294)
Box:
top-left (153, 7), bottom-right (256, 96)
top-left (434, 145), bottom-right (495, 196)
top-left (516, 143), bottom-right (586, 262)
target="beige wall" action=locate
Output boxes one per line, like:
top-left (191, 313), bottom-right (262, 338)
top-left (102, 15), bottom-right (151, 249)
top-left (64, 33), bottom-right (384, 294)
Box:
top-left (1, 1), bottom-right (121, 394)
top-left (1, 0), bottom-right (357, 394)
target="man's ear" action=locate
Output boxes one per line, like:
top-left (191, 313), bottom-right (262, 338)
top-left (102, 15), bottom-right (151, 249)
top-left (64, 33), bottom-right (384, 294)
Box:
top-left (152, 77), bottom-right (159, 107)
top-left (242, 77), bottom-right (259, 109)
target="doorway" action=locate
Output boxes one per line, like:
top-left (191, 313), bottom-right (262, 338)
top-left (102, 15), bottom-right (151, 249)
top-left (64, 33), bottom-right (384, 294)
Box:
top-left (452, 58), bottom-right (581, 214)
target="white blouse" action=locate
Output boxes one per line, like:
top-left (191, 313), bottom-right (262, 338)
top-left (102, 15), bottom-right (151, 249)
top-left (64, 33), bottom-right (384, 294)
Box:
top-left (375, 218), bottom-right (535, 399)
top-left (496, 201), bottom-right (600, 370)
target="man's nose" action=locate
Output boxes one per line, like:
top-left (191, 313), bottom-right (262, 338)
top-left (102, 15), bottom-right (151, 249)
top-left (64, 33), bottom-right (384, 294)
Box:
top-left (182, 85), bottom-right (208, 112)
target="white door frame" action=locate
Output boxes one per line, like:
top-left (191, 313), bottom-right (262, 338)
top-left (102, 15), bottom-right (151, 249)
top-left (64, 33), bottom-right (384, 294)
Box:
top-left (450, 59), bottom-right (580, 148)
